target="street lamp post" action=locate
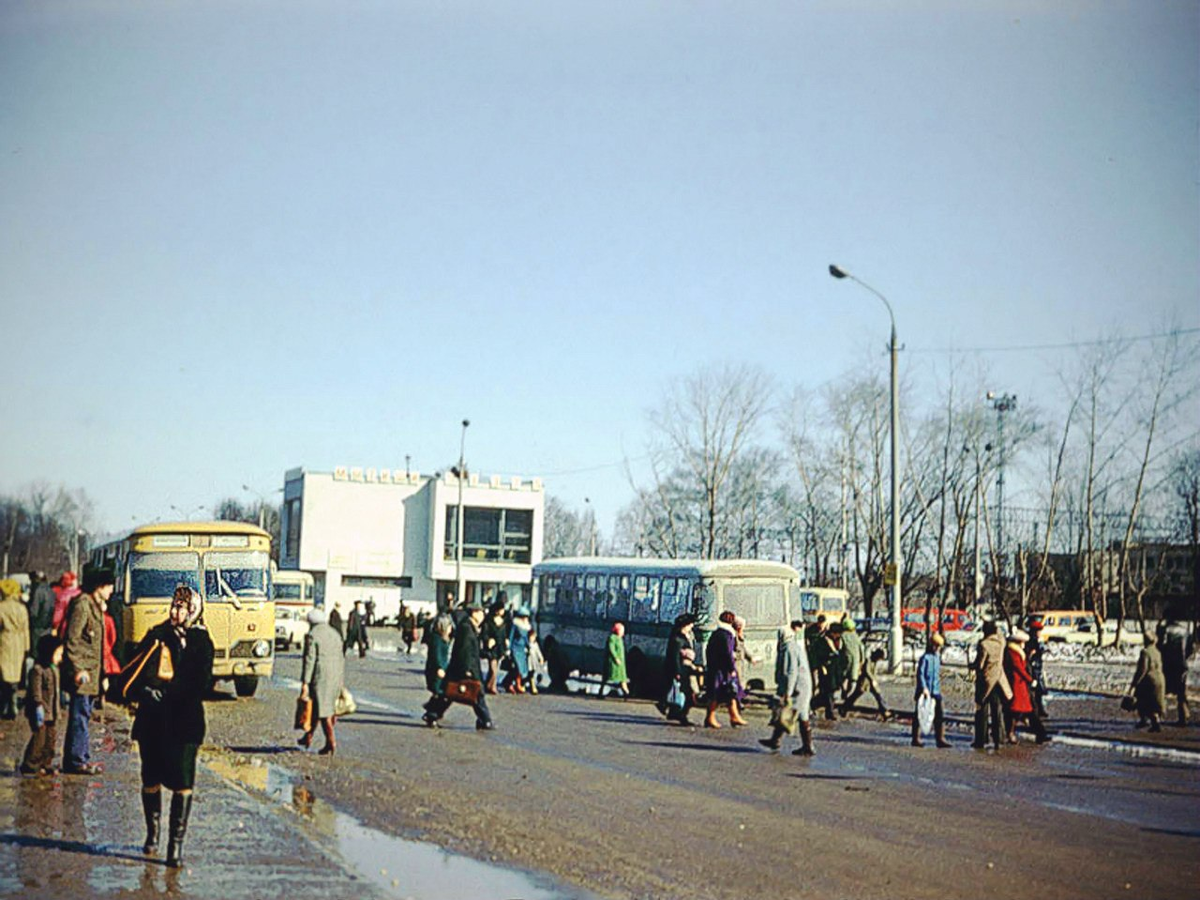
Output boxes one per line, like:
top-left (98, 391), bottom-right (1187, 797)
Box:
top-left (584, 497), bottom-right (597, 555)
top-left (829, 264), bottom-right (903, 673)
top-left (453, 419), bottom-right (470, 610)
top-left (242, 484), bottom-right (267, 529)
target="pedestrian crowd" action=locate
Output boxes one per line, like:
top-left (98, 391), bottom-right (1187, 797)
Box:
top-left (0, 566), bottom-right (1195, 876)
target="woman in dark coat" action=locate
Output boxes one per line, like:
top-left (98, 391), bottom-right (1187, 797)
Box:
top-left (481, 596), bottom-right (510, 695)
top-left (130, 585), bottom-right (214, 869)
top-left (662, 614), bottom-right (703, 725)
top-left (703, 611), bottom-right (747, 729)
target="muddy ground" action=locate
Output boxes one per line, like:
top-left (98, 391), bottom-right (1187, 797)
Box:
top-left (1, 635), bottom-right (1197, 900)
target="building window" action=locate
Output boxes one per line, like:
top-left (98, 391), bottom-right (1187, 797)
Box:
top-left (444, 507), bottom-right (533, 564)
top-left (284, 498), bottom-right (301, 561)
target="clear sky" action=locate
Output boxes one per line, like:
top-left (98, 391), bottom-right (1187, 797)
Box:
top-left (1, 1), bottom-right (1197, 536)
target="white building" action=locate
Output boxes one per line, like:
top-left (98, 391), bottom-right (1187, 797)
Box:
top-left (279, 465), bottom-right (544, 620)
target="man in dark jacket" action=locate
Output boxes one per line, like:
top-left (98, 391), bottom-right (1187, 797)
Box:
top-left (63, 567), bottom-right (114, 775)
top-left (27, 571), bottom-right (56, 646)
top-left (422, 601), bottom-right (493, 730)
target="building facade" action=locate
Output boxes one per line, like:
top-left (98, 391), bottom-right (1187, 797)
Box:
top-left (279, 465), bottom-right (544, 620)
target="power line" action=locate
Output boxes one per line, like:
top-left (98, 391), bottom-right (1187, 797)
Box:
top-left (909, 326), bottom-right (1200, 355)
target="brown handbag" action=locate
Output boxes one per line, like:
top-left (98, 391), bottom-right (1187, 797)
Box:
top-left (294, 696), bottom-right (313, 731)
top-left (444, 679), bottom-right (483, 705)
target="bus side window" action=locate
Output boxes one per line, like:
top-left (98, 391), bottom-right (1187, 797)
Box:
top-left (660, 578), bottom-right (687, 623)
top-left (592, 575), bottom-right (609, 618)
top-left (631, 576), bottom-right (658, 623)
top-left (609, 574), bottom-right (631, 621)
top-left (540, 576), bottom-right (556, 612)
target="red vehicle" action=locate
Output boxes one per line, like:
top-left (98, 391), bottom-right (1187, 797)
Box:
top-left (901, 607), bottom-right (972, 635)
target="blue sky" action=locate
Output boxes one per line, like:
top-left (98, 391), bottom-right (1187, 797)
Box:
top-left (1, 1), bottom-right (1197, 536)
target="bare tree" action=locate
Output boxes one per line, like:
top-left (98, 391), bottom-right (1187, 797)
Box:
top-left (646, 364), bottom-right (773, 559)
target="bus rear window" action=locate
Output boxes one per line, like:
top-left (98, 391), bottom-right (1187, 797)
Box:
top-left (722, 583), bottom-right (786, 624)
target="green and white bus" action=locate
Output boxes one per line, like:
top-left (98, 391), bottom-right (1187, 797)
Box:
top-left (533, 557), bottom-right (800, 696)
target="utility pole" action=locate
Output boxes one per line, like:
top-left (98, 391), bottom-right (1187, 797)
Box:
top-left (988, 393), bottom-right (1017, 598)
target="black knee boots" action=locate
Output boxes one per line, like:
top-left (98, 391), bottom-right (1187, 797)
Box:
top-left (165, 792), bottom-right (193, 869)
top-left (141, 789), bottom-right (161, 855)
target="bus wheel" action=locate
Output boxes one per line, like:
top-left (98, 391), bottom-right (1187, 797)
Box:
top-left (543, 638), bottom-right (570, 692)
top-left (234, 675), bottom-right (260, 698)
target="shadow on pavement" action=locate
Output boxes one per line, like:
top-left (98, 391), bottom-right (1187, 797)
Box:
top-left (624, 739), bottom-right (760, 754)
top-left (0, 833), bottom-right (151, 865)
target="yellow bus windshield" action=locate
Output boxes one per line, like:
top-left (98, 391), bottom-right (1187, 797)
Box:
top-left (203, 550), bottom-right (270, 601)
top-left (129, 551), bottom-right (201, 601)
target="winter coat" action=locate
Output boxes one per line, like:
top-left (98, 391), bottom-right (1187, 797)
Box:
top-left (805, 626), bottom-right (835, 672)
top-left (1157, 621), bottom-right (1193, 694)
top-left (774, 628), bottom-right (811, 699)
top-left (840, 630), bottom-right (865, 684)
top-left (51, 585), bottom-right (80, 634)
top-left (481, 614), bottom-right (509, 661)
top-left (915, 650), bottom-right (941, 700)
top-left (328, 607), bottom-right (345, 640)
top-left (131, 622), bottom-right (214, 746)
top-left (1132, 644), bottom-right (1166, 717)
top-left (344, 608), bottom-right (368, 647)
top-left (1004, 643), bottom-right (1034, 715)
top-left (604, 632), bottom-right (627, 683)
top-left (973, 632), bottom-right (1012, 704)
top-left (424, 623), bottom-right (453, 694)
top-left (63, 592), bottom-right (105, 696)
top-left (0, 594), bottom-right (30, 683)
top-left (25, 660), bottom-right (60, 725)
top-left (446, 618), bottom-right (484, 682)
top-left (704, 624), bottom-right (741, 702)
top-left (509, 621), bottom-right (532, 679)
top-left (301, 622), bottom-right (345, 720)
top-left (102, 613), bottom-right (120, 676)
top-left (28, 582), bottom-right (56, 643)
top-left (665, 630), bottom-right (699, 681)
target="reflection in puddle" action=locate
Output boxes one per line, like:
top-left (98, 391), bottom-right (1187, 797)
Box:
top-left (206, 755), bottom-right (592, 900)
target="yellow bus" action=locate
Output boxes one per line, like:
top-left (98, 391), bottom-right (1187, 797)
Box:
top-left (90, 521), bottom-right (274, 697)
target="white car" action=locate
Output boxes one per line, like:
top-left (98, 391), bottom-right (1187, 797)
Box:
top-left (275, 605), bottom-right (312, 650)
top-left (1063, 618), bottom-right (1144, 647)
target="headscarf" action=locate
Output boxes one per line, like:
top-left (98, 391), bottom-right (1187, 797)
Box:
top-left (0, 579), bottom-right (20, 601)
top-left (173, 584), bottom-right (204, 644)
top-left (307, 607), bottom-right (328, 625)
top-left (611, 621), bottom-right (625, 637)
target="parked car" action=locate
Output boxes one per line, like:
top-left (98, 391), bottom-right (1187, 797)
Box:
top-left (1063, 617), bottom-right (1145, 646)
top-left (275, 604), bottom-right (312, 650)
top-left (1029, 610), bottom-right (1094, 642)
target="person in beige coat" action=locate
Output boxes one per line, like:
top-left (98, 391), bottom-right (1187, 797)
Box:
top-left (971, 621), bottom-right (1012, 750)
top-left (0, 579), bottom-right (31, 719)
top-left (1129, 632), bottom-right (1167, 733)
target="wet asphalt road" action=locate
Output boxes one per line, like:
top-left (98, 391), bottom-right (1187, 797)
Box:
top-left (1, 633), bottom-right (1197, 900)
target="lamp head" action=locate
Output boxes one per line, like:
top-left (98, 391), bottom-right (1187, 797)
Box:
top-left (828, 264), bottom-right (848, 279)
top-left (462, 419), bottom-right (470, 428)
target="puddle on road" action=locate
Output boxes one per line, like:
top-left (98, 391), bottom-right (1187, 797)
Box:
top-left (206, 755), bottom-right (591, 900)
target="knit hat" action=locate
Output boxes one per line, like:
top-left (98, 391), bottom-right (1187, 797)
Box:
top-left (930, 632), bottom-right (946, 648)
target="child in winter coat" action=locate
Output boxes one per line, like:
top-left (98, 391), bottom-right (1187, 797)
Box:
top-left (21, 634), bottom-right (63, 775)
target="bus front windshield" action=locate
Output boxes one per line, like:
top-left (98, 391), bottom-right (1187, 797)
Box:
top-left (204, 551), bottom-right (270, 601)
top-left (129, 552), bottom-right (201, 602)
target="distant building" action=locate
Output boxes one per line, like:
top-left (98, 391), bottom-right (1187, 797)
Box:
top-left (279, 465), bottom-right (544, 620)
top-left (1042, 543), bottom-right (1196, 620)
